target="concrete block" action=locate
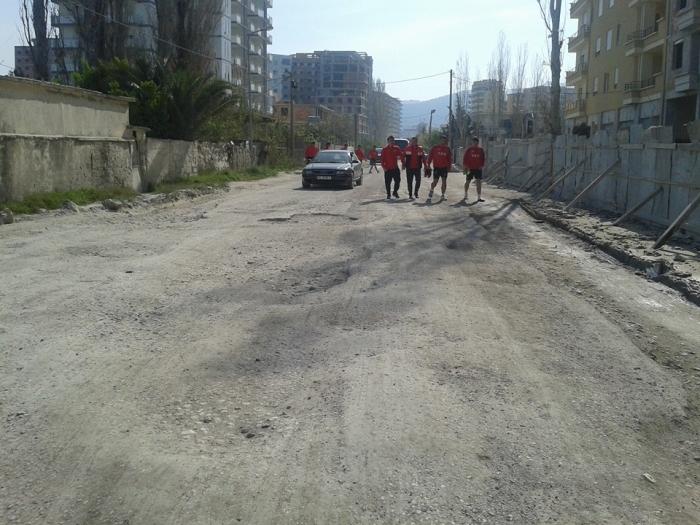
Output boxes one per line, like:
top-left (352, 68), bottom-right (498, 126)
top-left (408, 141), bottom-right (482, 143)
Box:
top-left (642, 126), bottom-right (673, 144)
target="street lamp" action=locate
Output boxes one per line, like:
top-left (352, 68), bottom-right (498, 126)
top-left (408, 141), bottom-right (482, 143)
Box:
top-left (428, 109), bottom-right (436, 136)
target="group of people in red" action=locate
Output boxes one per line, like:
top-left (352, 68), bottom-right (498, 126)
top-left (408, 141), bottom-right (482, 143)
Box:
top-left (303, 135), bottom-right (486, 203)
top-left (379, 135), bottom-right (485, 203)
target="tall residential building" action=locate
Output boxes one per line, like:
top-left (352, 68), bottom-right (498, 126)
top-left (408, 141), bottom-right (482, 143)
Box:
top-left (48, 0), bottom-right (274, 114)
top-left (368, 91), bottom-right (401, 141)
top-left (291, 50), bottom-right (373, 138)
top-left (469, 79), bottom-right (506, 135)
top-left (566, 0), bottom-right (699, 140)
top-left (269, 53), bottom-right (292, 102)
top-left (51, 0), bottom-right (158, 75)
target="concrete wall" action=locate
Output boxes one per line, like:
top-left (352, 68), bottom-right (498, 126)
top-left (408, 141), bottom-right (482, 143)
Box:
top-left (0, 76), bottom-right (132, 138)
top-left (0, 134), bottom-right (256, 203)
top-left (143, 139), bottom-right (255, 188)
top-left (484, 132), bottom-right (700, 235)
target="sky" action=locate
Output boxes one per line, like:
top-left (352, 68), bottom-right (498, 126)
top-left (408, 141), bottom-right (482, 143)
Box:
top-left (0, 0), bottom-right (575, 103)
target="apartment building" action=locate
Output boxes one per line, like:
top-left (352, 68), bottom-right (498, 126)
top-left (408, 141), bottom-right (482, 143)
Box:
top-left (368, 91), bottom-right (402, 141)
top-left (291, 51), bottom-right (373, 138)
top-left (566, 0), bottom-right (699, 140)
top-left (469, 79), bottom-right (506, 135)
top-left (51, 0), bottom-right (158, 75)
top-left (48, 0), bottom-right (273, 114)
top-left (269, 53), bottom-right (292, 102)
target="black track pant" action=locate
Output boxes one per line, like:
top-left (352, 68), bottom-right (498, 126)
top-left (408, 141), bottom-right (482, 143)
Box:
top-left (385, 168), bottom-right (400, 195)
top-left (406, 168), bottom-right (421, 196)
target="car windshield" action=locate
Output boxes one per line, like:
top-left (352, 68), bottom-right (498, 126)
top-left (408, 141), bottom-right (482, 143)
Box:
top-left (313, 151), bottom-right (351, 164)
top-left (394, 139), bottom-right (409, 150)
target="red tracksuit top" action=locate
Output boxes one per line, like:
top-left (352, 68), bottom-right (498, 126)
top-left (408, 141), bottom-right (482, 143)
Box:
top-left (427, 144), bottom-right (452, 169)
top-left (463, 146), bottom-right (485, 171)
top-left (403, 144), bottom-right (425, 170)
top-left (355, 148), bottom-right (365, 161)
top-left (368, 149), bottom-right (378, 160)
top-left (381, 144), bottom-right (403, 171)
top-left (305, 145), bottom-right (319, 159)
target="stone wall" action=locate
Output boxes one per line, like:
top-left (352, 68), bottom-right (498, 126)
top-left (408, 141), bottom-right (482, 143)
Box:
top-left (0, 135), bottom-right (256, 203)
top-left (0, 76), bottom-right (132, 139)
top-left (482, 132), bottom-right (700, 235)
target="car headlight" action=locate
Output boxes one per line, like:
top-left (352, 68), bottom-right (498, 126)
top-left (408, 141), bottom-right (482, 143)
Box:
top-left (338, 169), bottom-right (353, 175)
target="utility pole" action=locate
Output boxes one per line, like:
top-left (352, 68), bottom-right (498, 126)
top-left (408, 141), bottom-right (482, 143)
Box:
top-left (448, 69), bottom-right (454, 162)
top-left (428, 109), bottom-right (436, 137)
top-left (289, 76), bottom-right (296, 157)
top-left (354, 113), bottom-right (359, 147)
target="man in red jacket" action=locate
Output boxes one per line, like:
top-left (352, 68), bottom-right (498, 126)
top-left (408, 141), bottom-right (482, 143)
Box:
top-left (368, 146), bottom-right (379, 173)
top-left (463, 137), bottom-right (486, 202)
top-left (304, 141), bottom-right (319, 164)
top-left (354, 144), bottom-right (366, 163)
top-left (381, 136), bottom-right (404, 199)
top-left (425, 135), bottom-right (452, 202)
top-left (402, 136), bottom-right (425, 200)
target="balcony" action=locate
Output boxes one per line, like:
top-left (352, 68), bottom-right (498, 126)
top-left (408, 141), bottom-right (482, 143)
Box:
top-left (625, 20), bottom-right (664, 55)
top-left (566, 63), bottom-right (589, 85)
top-left (568, 25), bottom-right (591, 51)
top-left (570, 0), bottom-right (589, 17)
top-left (565, 99), bottom-right (587, 116)
top-left (50, 14), bottom-right (74, 26)
top-left (624, 75), bottom-right (659, 102)
top-left (673, 66), bottom-right (700, 92)
top-left (676, 4), bottom-right (700, 31)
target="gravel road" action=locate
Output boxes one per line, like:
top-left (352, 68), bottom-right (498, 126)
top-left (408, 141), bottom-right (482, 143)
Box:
top-left (1, 169), bottom-right (699, 524)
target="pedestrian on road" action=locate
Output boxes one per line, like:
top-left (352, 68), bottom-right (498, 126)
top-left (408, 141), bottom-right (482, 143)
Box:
top-left (304, 141), bottom-right (319, 164)
top-left (381, 136), bottom-right (404, 200)
top-left (355, 145), bottom-right (366, 164)
top-left (463, 137), bottom-right (486, 203)
top-left (323, 142), bottom-right (332, 150)
top-left (402, 136), bottom-right (425, 200)
top-left (368, 146), bottom-right (379, 174)
top-left (426, 134), bottom-right (452, 202)
top-left (342, 143), bottom-right (349, 150)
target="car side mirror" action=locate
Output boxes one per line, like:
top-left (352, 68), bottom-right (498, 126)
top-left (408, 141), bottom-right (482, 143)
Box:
top-left (352, 159), bottom-right (359, 164)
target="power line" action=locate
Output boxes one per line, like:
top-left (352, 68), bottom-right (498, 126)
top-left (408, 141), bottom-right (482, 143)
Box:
top-left (383, 71), bottom-right (450, 84)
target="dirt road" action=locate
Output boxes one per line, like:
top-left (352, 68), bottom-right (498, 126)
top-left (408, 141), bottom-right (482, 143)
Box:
top-left (1, 169), bottom-right (699, 524)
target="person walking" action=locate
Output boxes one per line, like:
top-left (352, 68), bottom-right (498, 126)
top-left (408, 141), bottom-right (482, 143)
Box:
top-left (355, 144), bottom-right (366, 164)
top-left (381, 136), bottom-right (404, 200)
top-left (425, 134), bottom-right (452, 202)
top-left (304, 141), bottom-right (319, 164)
top-left (402, 136), bottom-right (425, 200)
top-left (463, 137), bottom-right (486, 202)
top-left (368, 146), bottom-right (379, 174)
top-left (323, 141), bottom-right (332, 150)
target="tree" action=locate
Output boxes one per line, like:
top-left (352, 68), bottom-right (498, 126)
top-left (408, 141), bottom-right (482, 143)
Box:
top-left (487, 31), bottom-right (511, 137)
top-left (20, 0), bottom-right (51, 80)
top-left (454, 53), bottom-right (472, 146)
top-left (511, 44), bottom-right (529, 137)
top-left (537, 0), bottom-right (564, 136)
top-left (156, 0), bottom-right (221, 75)
top-left (61, 0), bottom-right (131, 65)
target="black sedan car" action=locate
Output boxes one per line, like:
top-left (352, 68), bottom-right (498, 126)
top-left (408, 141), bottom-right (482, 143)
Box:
top-left (302, 150), bottom-right (363, 189)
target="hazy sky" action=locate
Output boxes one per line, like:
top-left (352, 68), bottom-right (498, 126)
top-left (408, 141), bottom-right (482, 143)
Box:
top-left (0, 1), bottom-right (575, 103)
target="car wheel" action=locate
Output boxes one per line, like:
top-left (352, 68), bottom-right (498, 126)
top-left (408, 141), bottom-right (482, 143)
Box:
top-left (302, 181), bottom-right (311, 188)
top-left (356, 174), bottom-right (363, 186)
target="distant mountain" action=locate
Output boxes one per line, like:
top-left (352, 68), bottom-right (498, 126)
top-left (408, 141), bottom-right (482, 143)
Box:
top-left (400, 94), bottom-right (451, 137)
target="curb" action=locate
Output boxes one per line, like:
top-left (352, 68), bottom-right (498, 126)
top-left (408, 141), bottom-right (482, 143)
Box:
top-left (520, 201), bottom-right (700, 307)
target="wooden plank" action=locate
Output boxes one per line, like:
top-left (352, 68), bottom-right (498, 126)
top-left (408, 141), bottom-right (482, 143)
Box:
top-left (653, 191), bottom-right (700, 249)
top-left (613, 187), bottom-right (663, 226)
top-left (535, 159), bottom-right (585, 201)
top-left (488, 157), bottom-right (520, 183)
top-left (519, 163), bottom-right (554, 192)
top-left (564, 159), bottom-right (621, 211)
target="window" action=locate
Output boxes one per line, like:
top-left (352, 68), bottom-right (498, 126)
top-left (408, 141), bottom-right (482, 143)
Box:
top-left (607, 29), bottom-right (613, 50)
top-left (678, 0), bottom-right (688, 9)
top-left (609, 0), bottom-right (615, 5)
top-left (614, 67), bottom-right (619, 88)
top-left (616, 23), bottom-right (621, 45)
top-left (673, 41), bottom-right (684, 69)
top-left (603, 73), bottom-right (610, 92)
top-left (593, 77), bottom-right (599, 94)
top-left (596, 37), bottom-right (602, 55)
top-left (598, 0), bottom-right (604, 16)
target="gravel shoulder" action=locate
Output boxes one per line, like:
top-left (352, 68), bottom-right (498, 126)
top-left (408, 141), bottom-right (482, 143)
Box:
top-left (1, 171), bottom-right (698, 524)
